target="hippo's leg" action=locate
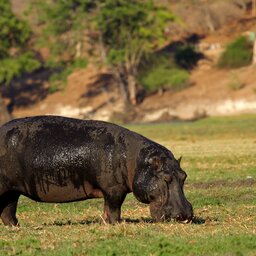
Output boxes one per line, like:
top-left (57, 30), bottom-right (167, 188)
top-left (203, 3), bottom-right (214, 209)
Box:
top-left (0, 191), bottom-right (20, 226)
top-left (103, 192), bottom-right (127, 224)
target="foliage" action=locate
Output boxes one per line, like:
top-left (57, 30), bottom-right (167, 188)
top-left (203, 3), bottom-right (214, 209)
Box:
top-left (95, 0), bottom-right (175, 103)
top-left (96, 0), bottom-right (174, 65)
top-left (140, 66), bottom-right (189, 92)
top-left (48, 58), bottom-right (88, 93)
top-left (0, 52), bottom-right (41, 85)
top-left (218, 36), bottom-right (253, 68)
top-left (0, 0), bottom-right (31, 58)
top-left (30, 0), bottom-right (95, 63)
top-left (31, 0), bottom-right (175, 103)
top-left (0, 0), bottom-right (40, 85)
top-left (30, 0), bottom-right (96, 93)
top-left (139, 54), bottom-right (190, 92)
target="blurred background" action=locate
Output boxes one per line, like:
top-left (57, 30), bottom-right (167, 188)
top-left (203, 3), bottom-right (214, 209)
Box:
top-left (1, 0), bottom-right (256, 125)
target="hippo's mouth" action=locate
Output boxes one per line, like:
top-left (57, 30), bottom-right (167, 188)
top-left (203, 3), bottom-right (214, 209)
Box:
top-left (149, 181), bottom-right (193, 223)
top-left (149, 201), bottom-right (193, 222)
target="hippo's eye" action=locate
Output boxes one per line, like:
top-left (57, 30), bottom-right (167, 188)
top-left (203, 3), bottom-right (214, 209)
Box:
top-left (164, 173), bottom-right (172, 182)
top-left (148, 156), bottom-right (162, 171)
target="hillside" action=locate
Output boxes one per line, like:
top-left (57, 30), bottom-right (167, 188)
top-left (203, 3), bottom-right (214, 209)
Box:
top-left (5, 0), bottom-right (256, 123)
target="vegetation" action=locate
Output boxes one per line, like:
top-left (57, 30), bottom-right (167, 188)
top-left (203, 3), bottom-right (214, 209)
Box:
top-left (0, 0), bottom-right (40, 124)
top-left (30, 0), bottom-right (92, 92)
top-left (218, 36), bottom-right (253, 68)
top-left (48, 58), bottom-right (88, 93)
top-left (139, 55), bottom-right (190, 93)
top-left (31, 0), bottom-right (174, 106)
top-left (95, 0), bottom-right (174, 105)
top-left (1, 115), bottom-right (256, 255)
top-left (140, 67), bottom-right (189, 93)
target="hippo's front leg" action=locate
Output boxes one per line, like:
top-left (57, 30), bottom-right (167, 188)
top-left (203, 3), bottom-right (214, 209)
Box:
top-left (103, 190), bottom-right (127, 224)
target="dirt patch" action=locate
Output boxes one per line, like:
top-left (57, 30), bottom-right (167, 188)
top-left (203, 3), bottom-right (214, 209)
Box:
top-left (189, 178), bottom-right (256, 189)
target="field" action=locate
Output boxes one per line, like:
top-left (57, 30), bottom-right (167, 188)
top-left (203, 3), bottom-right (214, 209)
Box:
top-left (1, 115), bottom-right (256, 255)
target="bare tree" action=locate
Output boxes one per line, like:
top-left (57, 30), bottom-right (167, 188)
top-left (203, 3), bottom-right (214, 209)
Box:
top-left (253, 38), bottom-right (256, 65)
top-left (253, 0), bottom-right (256, 16)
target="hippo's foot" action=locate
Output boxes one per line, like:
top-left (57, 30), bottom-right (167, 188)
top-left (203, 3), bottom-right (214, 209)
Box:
top-left (0, 191), bottom-right (20, 226)
top-left (103, 207), bottom-right (121, 224)
top-left (103, 192), bottom-right (127, 224)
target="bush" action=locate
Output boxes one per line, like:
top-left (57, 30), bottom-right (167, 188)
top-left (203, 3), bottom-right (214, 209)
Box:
top-left (0, 52), bottom-right (41, 84)
top-left (218, 36), bottom-right (253, 69)
top-left (139, 55), bottom-right (190, 93)
top-left (48, 58), bottom-right (88, 93)
top-left (140, 66), bottom-right (189, 92)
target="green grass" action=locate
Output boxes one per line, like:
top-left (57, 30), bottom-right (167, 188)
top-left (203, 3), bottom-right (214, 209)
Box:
top-left (1, 114), bottom-right (256, 255)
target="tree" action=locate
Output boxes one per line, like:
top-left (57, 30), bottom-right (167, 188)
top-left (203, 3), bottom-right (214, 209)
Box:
top-left (29, 0), bottom-right (93, 91)
top-left (94, 0), bottom-right (174, 106)
top-left (30, 0), bottom-right (96, 65)
top-left (31, 0), bottom-right (174, 107)
top-left (0, 0), bottom-right (40, 125)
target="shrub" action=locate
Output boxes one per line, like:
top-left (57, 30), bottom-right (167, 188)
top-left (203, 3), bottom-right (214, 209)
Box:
top-left (218, 36), bottom-right (253, 69)
top-left (140, 66), bottom-right (189, 92)
top-left (48, 58), bottom-right (88, 93)
top-left (139, 54), bottom-right (190, 93)
top-left (0, 52), bottom-right (41, 84)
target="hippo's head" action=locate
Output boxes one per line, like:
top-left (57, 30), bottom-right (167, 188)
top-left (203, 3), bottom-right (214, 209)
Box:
top-left (133, 145), bottom-right (193, 222)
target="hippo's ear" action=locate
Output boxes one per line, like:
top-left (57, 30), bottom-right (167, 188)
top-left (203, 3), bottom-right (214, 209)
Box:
top-left (148, 156), bottom-right (162, 172)
top-left (178, 156), bottom-right (182, 165)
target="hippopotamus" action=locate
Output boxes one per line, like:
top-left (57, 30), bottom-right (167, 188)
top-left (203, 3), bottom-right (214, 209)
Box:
top-left (0, 116), bottom-right (193, 226)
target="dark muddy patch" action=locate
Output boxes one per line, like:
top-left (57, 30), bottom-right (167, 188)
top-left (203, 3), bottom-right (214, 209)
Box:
top-left (188, 178), bottom-right (256, 189)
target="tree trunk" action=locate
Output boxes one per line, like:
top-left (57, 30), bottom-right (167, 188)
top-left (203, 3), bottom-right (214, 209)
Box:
top-left (253, 0), bottom-right (256, 16)
top-left (127, 74), bottom-right (137, 105)
top-left (0, 93), bottom-right (11, 126)
top-left (253, 39), bottom-right (256, 65)
top-left (111, 67), bottom-right (130, 108)
top-left (75, 42), bottom-right (82, 59)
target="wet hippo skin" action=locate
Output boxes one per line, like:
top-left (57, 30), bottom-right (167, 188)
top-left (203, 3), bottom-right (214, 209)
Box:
top-left (0, 116), bottom-right (193, 225)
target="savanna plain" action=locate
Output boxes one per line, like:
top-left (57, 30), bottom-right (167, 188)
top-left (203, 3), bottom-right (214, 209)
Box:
top-left (0, 115), bottom-right (256, 255)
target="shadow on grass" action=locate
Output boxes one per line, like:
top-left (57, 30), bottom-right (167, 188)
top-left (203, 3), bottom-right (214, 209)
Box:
top-left (123, 217), bottom-right (153, 224)
top-left (44, 219), bottom-right (99, 226)
top-left (44, 217), bottom-right (154, 226)
top-left (43, 216), bottom-right (207, 226)
top-left (192, 216), bottom-right (206, 224)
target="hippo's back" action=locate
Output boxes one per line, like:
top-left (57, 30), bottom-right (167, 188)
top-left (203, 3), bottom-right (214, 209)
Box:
top-left (0, 115), bottom-right (129, 150)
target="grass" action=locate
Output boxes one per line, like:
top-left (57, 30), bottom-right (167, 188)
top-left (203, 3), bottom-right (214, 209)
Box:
top-left (1, 114), bottom-right (256, 255)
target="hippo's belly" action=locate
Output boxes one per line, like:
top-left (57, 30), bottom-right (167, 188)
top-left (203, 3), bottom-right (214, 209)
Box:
top-left (20, 179), bottom-right (104, 203)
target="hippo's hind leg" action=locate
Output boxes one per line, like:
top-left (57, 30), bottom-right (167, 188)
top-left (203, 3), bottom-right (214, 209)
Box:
top-left (103, 191), bottom-right (127, 224)
top-left (0, 191), bottom-right (20, 226)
